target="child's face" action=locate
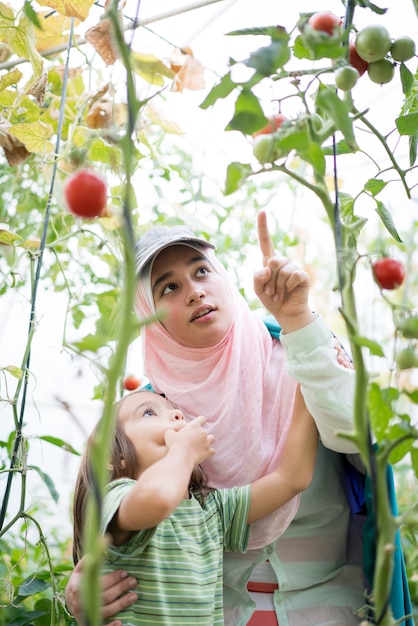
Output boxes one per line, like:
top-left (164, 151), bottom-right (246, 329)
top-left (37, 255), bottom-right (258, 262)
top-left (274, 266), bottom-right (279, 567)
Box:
top-left (118, 391), bottom-right (185, 474)
top-left (151, 245), bottom-right (233, 348)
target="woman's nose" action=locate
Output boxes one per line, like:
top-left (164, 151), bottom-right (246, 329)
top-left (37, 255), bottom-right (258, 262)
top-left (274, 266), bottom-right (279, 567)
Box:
top-left (187, 284), bottom-right (205, 304)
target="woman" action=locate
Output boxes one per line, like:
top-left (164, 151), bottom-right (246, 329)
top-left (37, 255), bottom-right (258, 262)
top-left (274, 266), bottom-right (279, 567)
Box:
top-left (65, 211), bottom-right (412, 626)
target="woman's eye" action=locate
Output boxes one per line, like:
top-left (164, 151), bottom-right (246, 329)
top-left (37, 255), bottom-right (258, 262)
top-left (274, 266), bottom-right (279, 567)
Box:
top-left (161, 283), bottom-right (177, 296)
top-left (196, 266), bottom-right (209, 277)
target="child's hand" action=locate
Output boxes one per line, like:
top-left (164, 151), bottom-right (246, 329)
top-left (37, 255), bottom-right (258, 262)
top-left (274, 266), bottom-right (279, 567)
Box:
top-left (165, 416), bottom-right (215, 465)
top-left (254, 211), bottom-right (315, 333)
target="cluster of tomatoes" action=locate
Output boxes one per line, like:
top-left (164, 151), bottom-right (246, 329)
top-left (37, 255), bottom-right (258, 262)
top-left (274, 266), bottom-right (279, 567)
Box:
top-left (305, 11), bottom-right (416, 90)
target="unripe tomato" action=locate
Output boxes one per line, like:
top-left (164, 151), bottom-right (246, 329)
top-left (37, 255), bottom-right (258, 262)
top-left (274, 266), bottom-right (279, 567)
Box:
top-left (123, 375), bottom-right (141, 391)
top-left (367, 58), bottom-right (395, 85)
top-left (253, 114), bottom-right (288, 137)
top-left (349, 42), bottom-right (369, 76)
top-left (391, 36), bottom-right (416, 62)
top-left (396, 347), bottom-right (418, 371)
top-left (64, 170), bottom-right (107, 218)
top-left (397, 317), bottom-right (418, 339)
top-left (253, 134), bottom-right (276, 164)
top-left (355, 25), bottom-right (391, 62)
top-left (335, 65), bottom-right (360, 91)
top-left (307, 11), bottom-right (342, 36)
top-left (372, 258), bottom-right (405, 290)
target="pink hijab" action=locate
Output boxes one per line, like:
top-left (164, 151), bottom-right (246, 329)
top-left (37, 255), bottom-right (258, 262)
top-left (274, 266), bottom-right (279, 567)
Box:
top-left (135, 244), bottom-right (300, 548)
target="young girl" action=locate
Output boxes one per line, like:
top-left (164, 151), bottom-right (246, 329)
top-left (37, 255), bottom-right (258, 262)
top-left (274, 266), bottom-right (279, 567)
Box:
top-left (72, 388), bottom-right (318, 625)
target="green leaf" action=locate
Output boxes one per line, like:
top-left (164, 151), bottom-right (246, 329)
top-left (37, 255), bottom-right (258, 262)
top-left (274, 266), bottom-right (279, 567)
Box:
top-left (39, 435), bottom-right (81, 455)
top-left (27, 465), bottom-right (59, 503)
top-left (225, 89), bottom-right (267, 134)
top-left (224, 161), bottom-right (252, 195)
top-left (23, 1), bottom-right (43, 30)
top-left (387, 423), bottom-right (415, 464)
top-left (316, 86), bottom-right (357, 150)
top-left (244, 37), bottom-right (290, 76)
top-left (400, 62), bottom-right (414, 96)
top-left (408, 132), bottom-right (418, 167)
top-left (2, 365), bottom-right (23, 378)
top-left (292, 34), bottom-right (314, 60)
top-left (351, 335), bottom-right (385, 357)
top-left (367, 383), bottom-right (398, 442)
top-left (298, 141), bottom-right (326, 176)
top-left (375, 200), bottom-right (402, 242)
top-left (227, 26), bottom-right (285, 37)
top-left (364, 178), bottom-right (387, 197)
top-left (17, 576), bottom-right (50, 597)
top-left (200, 72), bottom-right (237, 109)
top-left (395, 112), bottom-right (418, 136)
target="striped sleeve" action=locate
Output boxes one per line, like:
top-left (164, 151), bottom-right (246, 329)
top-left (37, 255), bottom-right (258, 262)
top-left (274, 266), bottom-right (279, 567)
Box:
top-left (214, 485), bottom-right (251, 553)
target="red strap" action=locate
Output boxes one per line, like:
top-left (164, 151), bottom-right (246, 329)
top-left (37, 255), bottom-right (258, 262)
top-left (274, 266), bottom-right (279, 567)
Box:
top-left (247, 581), bottom-right (279, 593)
top-left (247, 610), bottom-right (279, 625)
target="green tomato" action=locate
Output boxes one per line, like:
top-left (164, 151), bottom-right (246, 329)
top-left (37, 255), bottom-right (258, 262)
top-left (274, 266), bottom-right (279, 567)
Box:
top-left (355, 24), bottom-right (391, 62)
top-left (396, 347), bottom-right (418, 371)
top-left (367, 59), bottom-right (395, 84)
top-left (335, 65), bottom-right (360, 91)
top-left (391, 36), bottom-right (416, 62)
top-left (397, 317), bottom-right (418, 339)
top-left (253, 134), bottom-right (276, 164)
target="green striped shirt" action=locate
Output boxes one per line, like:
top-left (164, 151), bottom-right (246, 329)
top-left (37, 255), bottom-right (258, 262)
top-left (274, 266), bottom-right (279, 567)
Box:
top-left (101, 479), bottom-right (251, 625)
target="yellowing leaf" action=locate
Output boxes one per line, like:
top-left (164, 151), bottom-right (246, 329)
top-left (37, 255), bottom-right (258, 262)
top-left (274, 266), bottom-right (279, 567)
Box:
top-left (35, 12), bottom-right (77, 53)
top-left (146, 103), bottom-right (183, 135)
top-left (172, 55), bottom-right (206, 92)
top-left (36, 0), bottom-right (95, 21)
top-left (131, 51), bottom-right (175, 86)
top-left (0, 9), bottom-right (44, 78)
top-left (9, 120), bottom-right (54, 154)
top-left (0, 69), bottom-right (23, 92)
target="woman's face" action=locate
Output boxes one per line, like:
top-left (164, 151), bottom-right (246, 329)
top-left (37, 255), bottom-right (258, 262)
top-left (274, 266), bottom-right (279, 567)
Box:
top-left (151, 245), bottom-right (234, 348)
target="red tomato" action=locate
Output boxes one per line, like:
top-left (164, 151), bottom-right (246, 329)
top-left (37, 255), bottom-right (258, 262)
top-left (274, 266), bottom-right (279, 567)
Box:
top-left (123, 376), bottom-right (141, 391)
top-left (308, 11), bottom-right (342, 36)
top-left (253, 114), bottom-right (288, 137)
top-left (64, 170), bottom-right (107, 218)
top-left (349, 42), bottom-right (369, 77)
top-left (372, 258), bottom-right (406, 290)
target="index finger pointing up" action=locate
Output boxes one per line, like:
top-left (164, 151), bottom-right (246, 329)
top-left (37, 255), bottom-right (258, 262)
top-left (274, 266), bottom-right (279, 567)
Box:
top-left (257, 210), bottom-right (275, 265)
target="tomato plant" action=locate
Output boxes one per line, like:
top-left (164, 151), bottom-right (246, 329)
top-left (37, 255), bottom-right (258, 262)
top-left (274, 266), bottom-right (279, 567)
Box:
top-left (307, 11), bottom-right (342, 36)
top-left (64, 170), bottom-right (107, 218)
top-left (372, 258), bottom-right (406, 290)
top-left (397, 317), bottom-right (418, 339)
top-left (123, 376), bottom-right (141, 391)
top-left (253, 114), bottom-right (288, 136)
top-left (355, 24), bottom-right (391, 62)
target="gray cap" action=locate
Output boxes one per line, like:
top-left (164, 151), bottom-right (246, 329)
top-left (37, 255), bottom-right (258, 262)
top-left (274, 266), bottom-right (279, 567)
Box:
top-left (135, 225), bottom-right (216, 275)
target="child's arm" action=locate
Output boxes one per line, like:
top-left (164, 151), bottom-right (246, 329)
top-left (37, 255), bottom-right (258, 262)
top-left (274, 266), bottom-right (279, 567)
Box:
top-left (247, 386), bottom-right (318, 524)
top-left (111, 417), bottom-right (215, 542)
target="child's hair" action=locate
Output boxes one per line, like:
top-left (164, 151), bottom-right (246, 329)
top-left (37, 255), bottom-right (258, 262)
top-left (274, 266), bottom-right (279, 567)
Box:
top-left (72, 392), bottom-right (212, 564)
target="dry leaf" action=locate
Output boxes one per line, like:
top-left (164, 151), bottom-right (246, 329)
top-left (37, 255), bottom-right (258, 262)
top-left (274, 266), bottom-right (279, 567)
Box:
top-left (172, 54), bottom-right (206, 92)
top-left (85, 19), bottom-right (119, 66)
top-left (27, 72), bottom-right (48, 105)
top-left (0, 126), bottom-right (30, 166)
top-left (86, 100), bottom-right (114, 129)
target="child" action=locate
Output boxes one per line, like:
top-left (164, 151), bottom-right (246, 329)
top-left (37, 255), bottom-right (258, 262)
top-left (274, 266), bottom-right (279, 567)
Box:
top-left (72, 387), bottom-right (318, 625)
